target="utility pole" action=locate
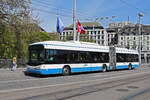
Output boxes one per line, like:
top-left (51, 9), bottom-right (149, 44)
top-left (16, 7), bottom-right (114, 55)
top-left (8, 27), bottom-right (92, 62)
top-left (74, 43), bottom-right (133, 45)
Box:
top-left (109, 44), bottom-right (116, 70)
top-left (73, 0), bottom-right (77, 41)
top-left (138, 13), bottom-right (143, 67)
top-left (109, 34), bottom-right (118, 70)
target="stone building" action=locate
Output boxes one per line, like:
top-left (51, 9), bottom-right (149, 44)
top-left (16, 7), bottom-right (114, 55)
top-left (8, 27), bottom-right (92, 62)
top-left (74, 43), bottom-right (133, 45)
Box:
top-left (118, 24), bottom-right (150, 63)
top-left (61, 22), bottom-right (108, 46)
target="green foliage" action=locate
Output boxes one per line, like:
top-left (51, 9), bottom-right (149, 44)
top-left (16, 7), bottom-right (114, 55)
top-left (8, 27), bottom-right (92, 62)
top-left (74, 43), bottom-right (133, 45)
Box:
top-left (63, 34), bottom-right (73, 41)
top-left (48, 32), bottom-right (60, 41)
top-left (33, 32), bottom-right (51, 42)
top-left (0, 0), bottom-right (60, 60)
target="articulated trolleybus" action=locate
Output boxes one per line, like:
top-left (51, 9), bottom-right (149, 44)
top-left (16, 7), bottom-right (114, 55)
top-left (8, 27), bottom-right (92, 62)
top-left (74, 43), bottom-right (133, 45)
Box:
top-left (26, 41), bottom-right (139, 75)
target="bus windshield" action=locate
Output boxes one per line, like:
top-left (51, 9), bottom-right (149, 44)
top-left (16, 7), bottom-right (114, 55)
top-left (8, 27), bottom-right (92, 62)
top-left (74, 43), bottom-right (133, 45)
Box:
top-left (28, 45), bottom-right (45, 66)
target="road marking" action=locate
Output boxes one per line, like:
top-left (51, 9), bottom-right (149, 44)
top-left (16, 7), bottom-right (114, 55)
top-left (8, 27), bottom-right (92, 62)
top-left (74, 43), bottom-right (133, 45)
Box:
top-left (122, 87), bottom-right (150, 100)
top-left (0, 69), bottom-right (144, 84)
top-left (93, 69), bottom-right (149, 77)
top-left (0, 70), bottom-right (150, 93)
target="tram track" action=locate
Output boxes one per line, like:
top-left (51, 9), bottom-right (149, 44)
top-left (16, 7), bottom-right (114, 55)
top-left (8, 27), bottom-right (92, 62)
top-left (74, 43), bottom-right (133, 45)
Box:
top-left (18, 73), bottom-right (150, 100)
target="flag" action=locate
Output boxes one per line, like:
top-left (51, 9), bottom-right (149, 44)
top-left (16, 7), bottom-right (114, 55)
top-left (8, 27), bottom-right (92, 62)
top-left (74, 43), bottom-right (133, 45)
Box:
top-left (56, 17), bottom-right (64, 34)
top-left (77, 20), bottom-right (85, 34)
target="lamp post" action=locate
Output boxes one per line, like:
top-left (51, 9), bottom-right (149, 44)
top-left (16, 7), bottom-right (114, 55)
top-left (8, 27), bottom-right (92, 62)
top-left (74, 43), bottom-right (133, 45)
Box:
top-left (73, 0), bottom-right (76, 41)
top-left (138, 13), bottom-right (143, 67)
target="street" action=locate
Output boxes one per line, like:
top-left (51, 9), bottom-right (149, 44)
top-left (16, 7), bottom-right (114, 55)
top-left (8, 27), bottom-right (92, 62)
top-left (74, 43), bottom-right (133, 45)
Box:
top-left (0, 65), bottom-right (150, 100)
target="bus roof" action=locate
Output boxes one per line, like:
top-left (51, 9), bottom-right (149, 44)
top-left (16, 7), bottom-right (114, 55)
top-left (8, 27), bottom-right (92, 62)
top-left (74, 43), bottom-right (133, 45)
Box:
top-left (30, 41), bottom-right (138, 54)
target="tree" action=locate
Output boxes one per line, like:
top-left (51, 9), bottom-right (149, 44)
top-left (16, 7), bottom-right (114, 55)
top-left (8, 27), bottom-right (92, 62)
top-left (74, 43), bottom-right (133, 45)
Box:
top-left (49, 32), bottom-right (60, 41)
top-left (0, 0), bottom-right (41, 59)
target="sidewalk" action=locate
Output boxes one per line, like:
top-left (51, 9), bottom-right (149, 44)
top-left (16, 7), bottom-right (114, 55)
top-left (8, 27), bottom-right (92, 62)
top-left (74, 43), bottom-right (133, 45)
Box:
top-left (0, 67), bottom-right (26, 71)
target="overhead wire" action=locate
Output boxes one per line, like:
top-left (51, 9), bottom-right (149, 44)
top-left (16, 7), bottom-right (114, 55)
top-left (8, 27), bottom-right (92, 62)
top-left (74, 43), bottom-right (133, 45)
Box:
top-left (119, 0), bottom-right (150, 15)
top-left (32, 7), bottom-right (72, 18)
top-left (32, 0), bottom-right (93, 17)
top-left (31, 0), bottom-right (95, 20)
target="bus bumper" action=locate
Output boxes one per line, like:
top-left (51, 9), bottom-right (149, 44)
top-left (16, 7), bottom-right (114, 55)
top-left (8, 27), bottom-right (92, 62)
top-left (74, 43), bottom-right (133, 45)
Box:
top-left (26, 67), bottom-right (62, 75)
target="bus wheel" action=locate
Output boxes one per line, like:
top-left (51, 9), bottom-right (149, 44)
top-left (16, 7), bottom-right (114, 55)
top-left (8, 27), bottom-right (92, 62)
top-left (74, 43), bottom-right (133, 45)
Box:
top-left (128, 63), bottom-right (132, 70)
top-left (102, 65), bottom-right (107, 72)
top-left (62, 66), bottom-right (70, 76)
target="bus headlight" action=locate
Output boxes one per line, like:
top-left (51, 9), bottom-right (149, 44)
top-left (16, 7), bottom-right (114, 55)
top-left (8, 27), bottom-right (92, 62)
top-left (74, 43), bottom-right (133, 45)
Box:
top-left (41, 65), bottom-right (45, 69)
top-left (34, 66), bottom-right (41, 69)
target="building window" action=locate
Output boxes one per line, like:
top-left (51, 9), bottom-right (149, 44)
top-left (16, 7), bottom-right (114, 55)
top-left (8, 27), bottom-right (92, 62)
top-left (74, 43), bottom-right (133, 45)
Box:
top-left (111, 34), bottom-right (113, 37)
top-left (147, 47), bottom-right (149, 51)
top-left (94, 31), bottom-right (96, 35)
top-left (63, 32), bottom-right (65, 35)
top-left (102, 41), bottom-right (104, 45)
top-left (102, 36), bottom-right (104, 39)
top-left (66, 32), bottom-right (68, 36)
top-left (147, 41), bottom-right (149, 45)
top-left (87, 31), bottom-right (89, 35)
top-left (121, 42), bottom-right (123, 46)
top-left (147, 33), bottom-right (149, 35)
top-left (102, 31), bottom-right (104, 34)
top-left (147, 36), bottom-right (149, 40)
top-left (121, 37), bottom-right (123, 40)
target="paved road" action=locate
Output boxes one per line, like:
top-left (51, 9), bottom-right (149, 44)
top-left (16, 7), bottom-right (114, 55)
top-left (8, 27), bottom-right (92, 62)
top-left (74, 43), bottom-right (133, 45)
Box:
top-left (0, 66), bottom-right (150, 100)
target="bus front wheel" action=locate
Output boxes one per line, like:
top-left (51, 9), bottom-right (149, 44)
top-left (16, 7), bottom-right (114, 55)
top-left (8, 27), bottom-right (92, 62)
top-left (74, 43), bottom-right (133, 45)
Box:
top-left (128, 63), bottom-right (132, 70)
top-left (62, 66), bottom-right (71, 76)
top-left (102, 65), bottom-right (107, 72)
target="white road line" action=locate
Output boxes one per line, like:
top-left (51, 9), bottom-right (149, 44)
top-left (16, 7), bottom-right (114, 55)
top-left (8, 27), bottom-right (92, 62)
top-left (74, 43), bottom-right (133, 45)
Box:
top-left (0, 77), bottom-right (59, 84)
top-left (0, 70), bottom-right (150, 93)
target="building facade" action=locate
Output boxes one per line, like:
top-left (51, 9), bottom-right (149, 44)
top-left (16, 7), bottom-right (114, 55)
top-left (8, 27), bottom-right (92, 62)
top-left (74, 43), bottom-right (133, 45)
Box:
top-left (118, 25), bottom-right (150, 63)
top-left (61, 22), bottom-right (109, 46)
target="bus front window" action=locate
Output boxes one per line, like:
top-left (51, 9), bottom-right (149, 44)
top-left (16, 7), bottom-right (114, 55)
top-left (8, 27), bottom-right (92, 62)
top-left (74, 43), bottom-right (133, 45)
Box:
top-left (28, 45), bottom-right (45, 66)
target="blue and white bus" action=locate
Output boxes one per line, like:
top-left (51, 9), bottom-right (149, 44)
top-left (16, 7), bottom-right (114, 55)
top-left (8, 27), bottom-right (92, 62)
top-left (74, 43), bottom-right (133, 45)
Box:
top-left (26, 41), bottom-right (139, 75)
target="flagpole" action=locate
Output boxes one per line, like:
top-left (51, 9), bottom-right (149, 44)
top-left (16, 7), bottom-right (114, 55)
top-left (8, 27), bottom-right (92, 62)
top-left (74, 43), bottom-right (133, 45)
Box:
top-left (77, 32), bottom-right (80, 41)
top-left (73, 0), bottom-right (77, 41)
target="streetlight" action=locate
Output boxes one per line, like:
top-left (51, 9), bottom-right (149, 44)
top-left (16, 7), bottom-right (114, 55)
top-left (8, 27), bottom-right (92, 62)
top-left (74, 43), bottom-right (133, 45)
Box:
top-left (73, 0), bottom-right (76, 41)
top-left (138, 13), bottom-right (143, 67)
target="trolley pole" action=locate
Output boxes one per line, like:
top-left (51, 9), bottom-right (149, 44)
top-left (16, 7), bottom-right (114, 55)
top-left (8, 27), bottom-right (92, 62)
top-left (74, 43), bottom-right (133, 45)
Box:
top-left (138, 13), bottom-right (143, 67)
top-left (109, 44), bottom-right (116, 70)
top-left (109, 34), bottom-right (118, 70)
top-left (73, 0), bottom-right (77, 41)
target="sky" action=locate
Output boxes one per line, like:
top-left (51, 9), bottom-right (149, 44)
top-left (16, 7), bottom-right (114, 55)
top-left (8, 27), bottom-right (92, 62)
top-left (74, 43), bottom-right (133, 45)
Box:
top-left (31, 0), bottom-right (150, 32)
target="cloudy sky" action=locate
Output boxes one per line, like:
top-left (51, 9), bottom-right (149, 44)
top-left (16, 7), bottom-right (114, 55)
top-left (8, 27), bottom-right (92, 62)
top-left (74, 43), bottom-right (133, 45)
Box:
top-left (31, 0), bottom-right (150, 32)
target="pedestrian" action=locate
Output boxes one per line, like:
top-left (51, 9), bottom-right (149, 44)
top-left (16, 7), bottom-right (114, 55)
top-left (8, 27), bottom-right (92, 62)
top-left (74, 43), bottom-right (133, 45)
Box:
top-left (11, 56), bottom-right (17, 71)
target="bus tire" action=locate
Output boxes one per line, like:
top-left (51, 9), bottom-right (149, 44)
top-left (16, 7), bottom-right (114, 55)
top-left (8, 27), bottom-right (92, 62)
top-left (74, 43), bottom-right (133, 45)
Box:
top-left (62, 66), bottom-right (71, 76)
top-left (128, 63), bottom-right (132, 70)
top-left (102, 64), bottom-right (107, 72)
